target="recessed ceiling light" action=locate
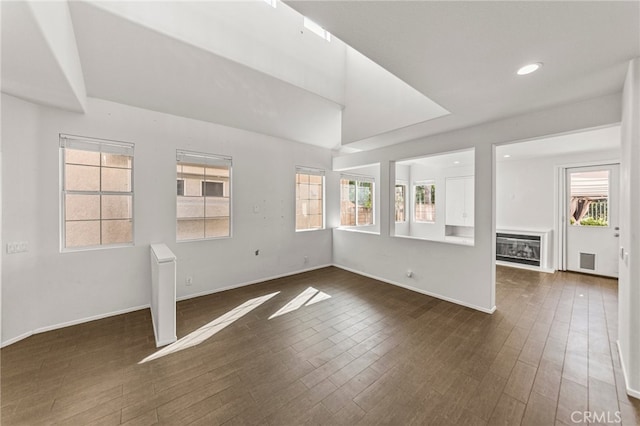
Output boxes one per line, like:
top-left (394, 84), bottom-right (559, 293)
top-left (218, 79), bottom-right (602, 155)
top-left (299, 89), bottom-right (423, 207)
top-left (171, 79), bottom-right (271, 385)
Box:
top-left (263, 0), bottom-right (277, 7)
top-left (517, 62), bottom-right (543, 76)
top-left (503, 154), bottom-right (511, 158)
top-left (453, 161), bottom-right (460, 165)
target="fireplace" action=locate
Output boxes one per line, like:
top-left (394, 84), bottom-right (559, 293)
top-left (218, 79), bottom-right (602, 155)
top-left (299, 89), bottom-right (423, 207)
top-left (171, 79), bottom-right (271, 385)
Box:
top-left (496, 233), bottom-right (542, 267)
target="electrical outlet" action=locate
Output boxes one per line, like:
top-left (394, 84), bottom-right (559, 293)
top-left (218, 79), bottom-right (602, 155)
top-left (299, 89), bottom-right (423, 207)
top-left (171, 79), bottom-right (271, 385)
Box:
top-left (6, 242), bottom-right (28, 254)
top-left (185, 276), bottom-right (193, 286)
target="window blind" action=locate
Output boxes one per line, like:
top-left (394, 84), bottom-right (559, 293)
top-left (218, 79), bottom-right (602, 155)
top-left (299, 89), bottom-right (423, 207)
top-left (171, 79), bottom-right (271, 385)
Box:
top-left (60, 134), bottom-right (134, 156)
top-left (176, 149), bottom-right (231, 167)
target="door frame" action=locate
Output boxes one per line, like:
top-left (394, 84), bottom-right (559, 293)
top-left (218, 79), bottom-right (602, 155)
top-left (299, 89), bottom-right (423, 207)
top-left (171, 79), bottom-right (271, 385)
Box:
top-left (555, 160), bottom-right (620, 272)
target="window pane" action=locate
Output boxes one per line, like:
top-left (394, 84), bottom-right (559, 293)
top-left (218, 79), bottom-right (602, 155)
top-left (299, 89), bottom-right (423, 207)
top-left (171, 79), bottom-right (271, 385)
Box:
top-left (101, 153), bottom-right (131, 168)
top-left (65, 164), bottom-right (100, 191)
top-left (102, 195), bottom-right (132, 220)
top-left (340, 179), bottom-right (356, 226)
top-left (181, 177), bottom-right (201, 197)
top-left (297, 173), bottom-right (309, 184)
top-left (66, 149), bottom-right (100, 166)
top-left (102, 220), bottom-right (132, 244)
top-left (298, 182), bottom-right (310, 200)
top-left (177, 196), bottom-right (204, 218)
top-left (102, 167), bottom-right (131, 192)
top-left (296, 214), bottom-right (309, 231)
top-left (205, 166), bottom-right (229, 179)
top-left (415, 184), bottom-right (436, 223)
top-left (358, 181), bottom-right (373, 225)
top-left (309, 200), bottom-right (322, 215)
top-left (296, 172), bottom-right (323, 231)
top-left (570, 170), bottom-right (609, 226)
top-left (395, 185), bottom-right (406, 222)
top-left (177, 219), bottom-right (205, 241)
top-left (65, 194), bottom-right (100, 221)
top-left (309, 174), bottom-right (322, 184)
top-left (202, 181), bottom-right (224, 197)
top-left (205, 218), bottom-right (230, 238)
top-left (176, 152), bottom-right (232, 241)
top-left (181, 165), bottom-right (205, 176)
top-left (309, 184), bottom-right (322, 200)
top-left (308, 214), bottom-right (323, 229)
top-left (65, 220), bottom-right (100, 248)
top-left (205, 197), bottom-right (229, 218)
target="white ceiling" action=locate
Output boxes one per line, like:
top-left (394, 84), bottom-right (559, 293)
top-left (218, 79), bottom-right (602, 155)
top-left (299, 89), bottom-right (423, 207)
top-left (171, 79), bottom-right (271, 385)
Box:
top-left (496, 125), bottom-right (621, 162)
top-left (397, 148), bottom-right (475, 170)
top-left (2, 0), bottom-right (449, 150)
top-left (2, 1), bottom-right (638, 152)
top-left (287, 1), bottom-right (640, 150)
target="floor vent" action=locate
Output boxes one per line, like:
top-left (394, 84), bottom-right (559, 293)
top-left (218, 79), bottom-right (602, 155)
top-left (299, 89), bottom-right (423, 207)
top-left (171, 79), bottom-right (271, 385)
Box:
top-left (580, 253), bottom-right (596, 270)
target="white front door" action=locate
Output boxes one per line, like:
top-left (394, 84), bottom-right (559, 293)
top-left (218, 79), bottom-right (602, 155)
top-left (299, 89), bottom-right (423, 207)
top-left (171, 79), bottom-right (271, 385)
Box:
top-left (565, 164), bottom-right (620, 277)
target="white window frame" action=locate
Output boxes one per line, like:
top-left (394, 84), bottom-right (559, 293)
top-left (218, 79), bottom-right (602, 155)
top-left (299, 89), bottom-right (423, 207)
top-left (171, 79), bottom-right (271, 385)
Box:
top-left (340, 174), bottom-right (375, 227)
top-left (413, 180), bottom-right (436, 223)
top-left (395, 181), bottom-right (407, 223)
top-left (176, 149), bottom-right (232, 242)
top-left (59, 134), bottom-right (135, 252)
top-left (295, 166), bottom-right (325, 232)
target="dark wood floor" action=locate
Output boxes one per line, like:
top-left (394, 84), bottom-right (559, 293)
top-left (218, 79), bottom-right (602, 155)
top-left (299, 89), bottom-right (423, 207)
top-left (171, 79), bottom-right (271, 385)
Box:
top-left (2, 266), bottom-right (639, 425)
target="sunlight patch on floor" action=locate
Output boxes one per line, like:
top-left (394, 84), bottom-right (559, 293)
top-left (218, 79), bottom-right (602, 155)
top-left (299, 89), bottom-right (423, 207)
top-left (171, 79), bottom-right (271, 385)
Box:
top-left (268, 287), bottom-right (331, 319)
top-left (305, 290), bottom-right (331, 306)
top-left (140, 291), bottom-right (280, 363)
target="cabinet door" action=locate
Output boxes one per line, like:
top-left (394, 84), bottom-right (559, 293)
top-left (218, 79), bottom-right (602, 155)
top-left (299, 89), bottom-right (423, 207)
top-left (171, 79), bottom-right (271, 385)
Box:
top-left (445, 177), bottom-right (466, 226)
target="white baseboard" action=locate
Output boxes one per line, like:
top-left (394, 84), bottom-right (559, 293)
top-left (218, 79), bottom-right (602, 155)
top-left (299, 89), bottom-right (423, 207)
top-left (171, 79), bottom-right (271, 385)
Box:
top-left (496, 260), bottom-right (555, 274)
top-left (176, 263), bottom-right (333, 302)
top-left (2, 262), bottom-right (495, 348)
top-left (1, 304), bottom-right (150, 348)
top-left (333, 264), bottom-right (497, 314)
top-left (1, 331), bottom-right (34, 348)
top-left (616, 340), bottom-right (640, 399)
top-left (1, 264), bottom-right (334, 348)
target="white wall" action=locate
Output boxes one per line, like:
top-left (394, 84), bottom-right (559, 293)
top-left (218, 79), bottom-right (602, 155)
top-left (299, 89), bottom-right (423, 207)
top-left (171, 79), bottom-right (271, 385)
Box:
top-left (342, 48), bottom-right (448, 144)
top-left (1, 94), bottom-right (336, 346)
top-left (496, 148), bottom-right (619, 269)
top-left (333, 93), bottom-right (622, 313)
top-left (618, 58), bottom-right (640, 397)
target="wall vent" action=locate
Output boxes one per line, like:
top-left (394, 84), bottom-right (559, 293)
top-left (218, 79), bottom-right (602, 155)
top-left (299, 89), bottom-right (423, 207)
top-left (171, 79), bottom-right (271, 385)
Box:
top-left (580, 253), bottom-right (596, 270)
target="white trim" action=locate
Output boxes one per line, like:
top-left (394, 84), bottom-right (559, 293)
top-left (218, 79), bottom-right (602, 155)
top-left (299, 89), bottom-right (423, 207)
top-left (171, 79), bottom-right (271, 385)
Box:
top-left (176, 264), bottom-right (333, 301)
top-left (1, 332), bottom-right (34, 348)
top-left (34, 304), bottom-right (150, 334)
top-left (333, 264), bottom-right (497, 314)
top-left (1, 304), bottom-right (150, 348)
top-left (617, 340), bottom-right (640, 399)
top-left (496, 260), bottom-right (555, 274)
top-left (2, 262), bottom-right (499, 349)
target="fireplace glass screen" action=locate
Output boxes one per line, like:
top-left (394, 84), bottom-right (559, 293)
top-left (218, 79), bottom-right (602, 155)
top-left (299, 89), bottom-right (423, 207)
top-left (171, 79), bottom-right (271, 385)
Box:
top-left (496, 233), bottom-right (541, 266)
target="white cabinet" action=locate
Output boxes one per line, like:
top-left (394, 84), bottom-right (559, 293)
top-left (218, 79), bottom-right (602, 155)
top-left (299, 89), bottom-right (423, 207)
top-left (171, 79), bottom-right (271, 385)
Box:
top-left (445, 176), bottom-right (474, 227)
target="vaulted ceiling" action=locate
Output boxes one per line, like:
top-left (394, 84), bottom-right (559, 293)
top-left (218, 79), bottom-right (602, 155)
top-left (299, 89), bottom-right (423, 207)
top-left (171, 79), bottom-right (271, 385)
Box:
top-left (2, 1), bottom-right (639, 152)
